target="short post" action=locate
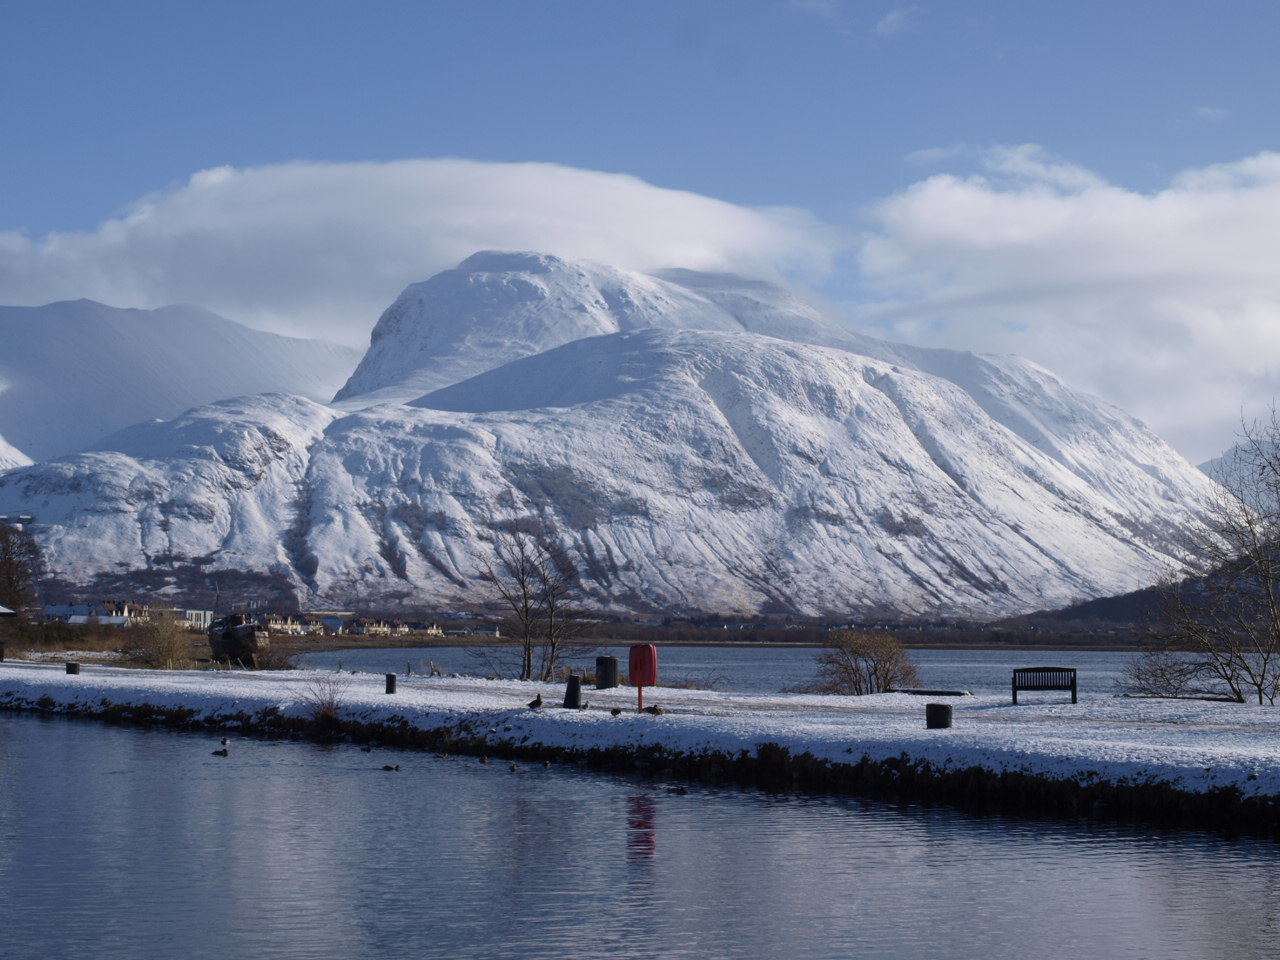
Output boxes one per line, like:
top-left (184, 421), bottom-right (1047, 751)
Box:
top-left (596, 656), bottom-right (619, 689)
top-left (0, 641), bottom-right (5, 662)
top-left (563, 674), bottom-right (582, 709)
top-left (66, 662), bottom-right (81, 675)
top-left (385, 673), bottom-right (397, 695)
top-left (925, 703), bottom-right (952, 729)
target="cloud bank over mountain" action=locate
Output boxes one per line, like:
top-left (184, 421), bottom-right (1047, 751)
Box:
top-left (0, 160), bottom-right (837, 347)
top-left (854, 146), bottom-right (1280, 461)
top-left (4, 149), bottom-right (1280, 459)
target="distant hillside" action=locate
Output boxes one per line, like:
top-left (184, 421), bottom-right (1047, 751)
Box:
top-left (0, 300), bottom-right (360, 461)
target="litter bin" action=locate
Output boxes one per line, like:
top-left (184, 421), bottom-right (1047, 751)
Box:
top-left (596, 656), bottom-right (619, 689)
top-left (563, 674), bottom-right (583, 709)
top-left (925, 703), bottom-right (952, 729)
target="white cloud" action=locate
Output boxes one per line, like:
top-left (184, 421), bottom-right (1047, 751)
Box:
top-left (0, 159), bottom-right (839, 346)
top-left (5, 148), bottom-right (1279, 464)
top-left (874, 7), bottom-right (920, 37)
top-left (904, 144), bottom-right (972, 167)
top-left (1193, 106), bottom-right (1230, 121)
top-left (852, 145), bottom-right (1280, 462)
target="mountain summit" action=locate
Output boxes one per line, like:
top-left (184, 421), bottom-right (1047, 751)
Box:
top-left (333, 250), bottom-right (851, 404)
top-left (0, 253), bottom-right (1219, 616)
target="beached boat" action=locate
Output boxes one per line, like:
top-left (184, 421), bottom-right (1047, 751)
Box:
top-left (207, 614), bottom-right (269, 663)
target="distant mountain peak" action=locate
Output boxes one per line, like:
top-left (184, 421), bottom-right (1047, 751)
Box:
top-left (0, 300), bottom-right (361, 461)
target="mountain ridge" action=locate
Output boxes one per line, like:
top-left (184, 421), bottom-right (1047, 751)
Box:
top-left (0, 253), bottom-right (1221, 616)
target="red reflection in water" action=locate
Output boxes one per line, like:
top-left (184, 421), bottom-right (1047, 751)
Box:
top-left (627, 793), bottom-right (656, 862)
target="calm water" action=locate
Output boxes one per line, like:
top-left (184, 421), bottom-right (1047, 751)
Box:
top-left (298, 644), bottom-right (1132, 696)
top-left (3, 714), bottom-right (1279, 960)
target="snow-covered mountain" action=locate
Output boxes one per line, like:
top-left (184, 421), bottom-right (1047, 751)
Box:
top-left (0, 430), bottom-right (31, 471)
top-left (0, 300), bottom-right (361, 461)
top-left (0, 254), bottom-right (1221, 616)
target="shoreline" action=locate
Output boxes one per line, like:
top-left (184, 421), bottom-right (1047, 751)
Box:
top-left (267, 635), bottom-right (1142, 657)
top-left (1, 658), bottom-right (1269, 835)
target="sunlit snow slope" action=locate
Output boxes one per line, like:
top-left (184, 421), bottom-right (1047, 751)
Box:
top-left (0, 253), bottom-right (1220, 616)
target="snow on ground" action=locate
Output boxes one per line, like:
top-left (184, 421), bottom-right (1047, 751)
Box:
top-left (1, 659), bottom-right (1276, 799)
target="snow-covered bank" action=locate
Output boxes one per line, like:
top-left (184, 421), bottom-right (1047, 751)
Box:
top-left (2, 660), bottom-right (1277, 827)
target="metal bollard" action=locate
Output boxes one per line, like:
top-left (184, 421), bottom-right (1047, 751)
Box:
top-left (925, 703), bottom-right (952, 729)
top-left (563, 674), bottom-right (582, 709)
top-left (385, 673), bottom-right (397, 694)
top-left (595, 656), bottom-right (619, 689)
top-left (66, 662), bottom-right (81, 675)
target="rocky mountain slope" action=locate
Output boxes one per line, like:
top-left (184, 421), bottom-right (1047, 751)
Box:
top-left (0, 254), bottom-right (1221, 616)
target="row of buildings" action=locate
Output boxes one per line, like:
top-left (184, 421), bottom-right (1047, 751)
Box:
top-left (39, 603), bottom-right (465, 638)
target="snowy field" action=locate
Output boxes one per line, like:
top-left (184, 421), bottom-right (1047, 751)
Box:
top-left (1, 658), bottom-right (1277, 800)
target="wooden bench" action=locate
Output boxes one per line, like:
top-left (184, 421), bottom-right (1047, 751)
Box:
top-left (1012, 667), bottom-right (1077, 704)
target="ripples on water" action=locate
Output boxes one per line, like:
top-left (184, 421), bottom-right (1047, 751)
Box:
top-left (2, 714), bottom-right (1279, 960)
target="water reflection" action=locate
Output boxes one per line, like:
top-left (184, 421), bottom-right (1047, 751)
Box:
top-left (627, 793), bottom-right (657, 863)
top-left (2, 714), bottom-right (1279, 960)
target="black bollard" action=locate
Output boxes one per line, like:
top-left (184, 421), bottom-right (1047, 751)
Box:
top-left (925, 703), bottom-right (952, 729)
top-left (563, 674), bottom-right (582, 709)
top-left (595, 656), bottom-right (619, 690)
top-left (385, 673), bottom-right (397, 695)
top-left (66, 662), bottom-right (80, 675)
top-left (0, 641), bottom-right (5, 662)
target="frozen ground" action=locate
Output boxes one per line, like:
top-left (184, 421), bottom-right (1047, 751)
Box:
top-left (0, 658), bottom-right (1275, 799)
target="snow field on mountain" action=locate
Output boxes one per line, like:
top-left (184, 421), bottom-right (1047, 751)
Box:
top-left (0, 252), bottom-right (1223, 615)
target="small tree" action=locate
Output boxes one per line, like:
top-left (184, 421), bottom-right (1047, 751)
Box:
top-left (1130, 410), bottom-right (1280, 704)
top-left (122, 606), bottom-right (194, 669)
top-left (0, 524), bottom-right (39, 618)
top-left (480, 519), bottom-right (588, 681)
top-left (810, 629), bottom-right (919, 696)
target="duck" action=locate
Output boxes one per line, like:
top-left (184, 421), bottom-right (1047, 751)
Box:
top-left (527, 693), bottom-right (543, 709)
top-left (211, 748), bottom-right (229, 757)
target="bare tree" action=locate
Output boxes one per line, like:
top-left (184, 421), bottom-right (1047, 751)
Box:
top-left (809, 629), bottom-right (919, 696)
top-left (481, 520), bottom-right (588, 681)
top-left (0, 524), bottom-right (39, 618)
top-left (1133, 410), bottom-right (1280, 704)
top-left (122, 605), bottom-right (195, 670)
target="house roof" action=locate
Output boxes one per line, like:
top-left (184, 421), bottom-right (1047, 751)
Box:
top-left (0, 604), bottom-right (15, 617)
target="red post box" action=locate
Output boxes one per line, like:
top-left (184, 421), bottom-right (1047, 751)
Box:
top-left (629, 644), bottom-right (658, 712)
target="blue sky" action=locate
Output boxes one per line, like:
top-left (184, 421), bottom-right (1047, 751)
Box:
top-left (3, 0), bottom-right (1280, 460)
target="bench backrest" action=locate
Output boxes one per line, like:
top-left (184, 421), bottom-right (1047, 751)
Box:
top-left (1012, 667), bottom-right (1076, 689)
